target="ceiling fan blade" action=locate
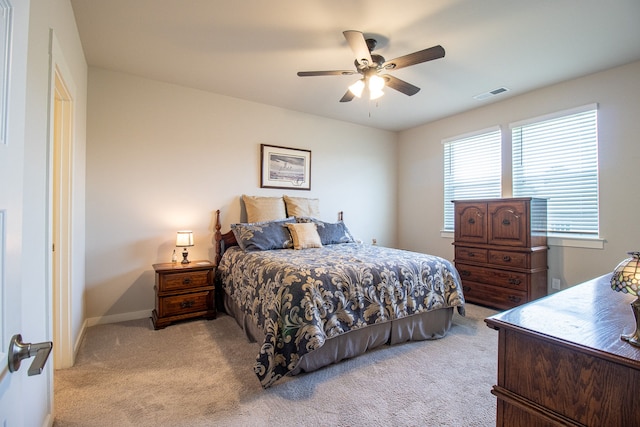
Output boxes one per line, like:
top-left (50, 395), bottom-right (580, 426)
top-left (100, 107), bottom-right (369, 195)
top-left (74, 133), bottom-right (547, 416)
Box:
top-left (382, 45), bottom-right (445, 70)
top-left (339, 90), bottom-right (355, 103)
top-left (297, 70), bottom-right (357, 77)
top-left (343, 30), bottom-right (373, 67)
top-left (383, 75), bottom-right (421, 96)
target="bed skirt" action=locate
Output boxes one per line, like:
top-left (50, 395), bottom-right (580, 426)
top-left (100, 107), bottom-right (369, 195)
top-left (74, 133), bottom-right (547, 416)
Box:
top-left (223, 292), bottom-right (454, 376)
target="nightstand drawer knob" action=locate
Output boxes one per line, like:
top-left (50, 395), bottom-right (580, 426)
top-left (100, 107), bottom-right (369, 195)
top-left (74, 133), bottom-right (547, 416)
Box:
top-left (182, 278), bottom-right (191, 285)
top-left (180, 300), bottom-right (195, 308)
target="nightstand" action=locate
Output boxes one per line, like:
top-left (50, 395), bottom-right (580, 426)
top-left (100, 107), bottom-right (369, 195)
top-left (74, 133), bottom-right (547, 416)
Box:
top-left (151, 260), bottom-right (216, 329)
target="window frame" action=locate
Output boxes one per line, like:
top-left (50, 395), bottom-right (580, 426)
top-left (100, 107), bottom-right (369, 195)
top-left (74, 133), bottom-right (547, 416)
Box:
top-left (510, 103), bottom-right (599, 237)
top-left (442, 126), bottom-right (502, 232)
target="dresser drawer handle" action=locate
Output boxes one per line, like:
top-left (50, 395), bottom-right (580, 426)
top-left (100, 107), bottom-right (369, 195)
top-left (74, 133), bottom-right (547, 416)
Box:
top-left (463, 286), bottom-right (471, 292)
top-left (508, 278), bottom-right (522, 285)
top-left (502, 219), bottom-right (511, 226)
top-left (508, 296), bottom-right (522, 303)
top-left (467, 252), bottom-right (475, 257)
top-left (460, 270), bottom-right (471, 277)
top-left (180, 300), bottom-right (195, 309)
top-left (502, 255), bottom-right (511, 262)
top-left (182, 278), bottom-right (191, 285)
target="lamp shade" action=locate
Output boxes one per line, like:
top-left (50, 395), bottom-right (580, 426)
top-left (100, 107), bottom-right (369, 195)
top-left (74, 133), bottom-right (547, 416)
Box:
top-left (611, 251), bottom-right (640, 295)
top-left (348, 79), bottom-right (365, 98)
top-left (176, 231), bottom-right (194, 247)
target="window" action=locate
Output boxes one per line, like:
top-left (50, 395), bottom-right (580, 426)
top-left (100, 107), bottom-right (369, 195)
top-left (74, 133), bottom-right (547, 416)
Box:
top-left (443, 127), bottom-right (502, 230)
top-left (511, 104), bottom-right (598, 235)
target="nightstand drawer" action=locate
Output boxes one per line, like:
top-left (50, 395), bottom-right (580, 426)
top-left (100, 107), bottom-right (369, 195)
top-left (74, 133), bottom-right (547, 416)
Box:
top-left (457, 263), bottom-right (528, 291)
top-left (159, 270), bottom-right (211, 292)
top-left (159, 290), bottom-right (212, 317)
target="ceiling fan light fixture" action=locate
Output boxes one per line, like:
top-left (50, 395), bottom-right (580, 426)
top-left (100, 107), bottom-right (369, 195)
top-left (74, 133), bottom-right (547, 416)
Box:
top-left (348, 79), bottom-right (365, 98)
top-left (369, 88), bottom-right (384, 100)
top-left (369, 74), bottom-right (385, 92)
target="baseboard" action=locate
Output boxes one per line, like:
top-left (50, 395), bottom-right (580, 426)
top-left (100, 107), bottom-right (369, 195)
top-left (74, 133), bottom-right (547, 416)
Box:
top-left (86, 309), bottom-right (152, 327)
top-left (73, 318), bottom-right (89, 361)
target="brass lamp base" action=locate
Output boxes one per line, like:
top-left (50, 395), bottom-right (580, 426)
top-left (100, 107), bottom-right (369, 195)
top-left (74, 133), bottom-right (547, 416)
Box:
top-left (622, 297), bottom-right (640, 347)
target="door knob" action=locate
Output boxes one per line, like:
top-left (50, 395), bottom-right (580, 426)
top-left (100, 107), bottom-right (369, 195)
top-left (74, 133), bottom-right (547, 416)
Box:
top-left (8, 334), bottom-right (53, 376)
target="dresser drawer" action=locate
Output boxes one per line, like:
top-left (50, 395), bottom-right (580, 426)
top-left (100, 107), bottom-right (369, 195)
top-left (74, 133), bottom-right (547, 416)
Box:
top-left (455, 247), bottom-right (488, 263)
top-left (488, 250), bottom-right (528, 269)
top-left (456, 263), bottom-right (528, 291)
top-left (461, 280), bottom-right (527, 309)
top-left (158, 290), bottom-right (212, 317)
top-left (158, 270), bottom-right (211, 292)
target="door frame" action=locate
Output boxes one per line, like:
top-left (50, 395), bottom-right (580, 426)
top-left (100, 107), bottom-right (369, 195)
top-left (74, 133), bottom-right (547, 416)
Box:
top-left (49, 31), bottom-right (75, 369)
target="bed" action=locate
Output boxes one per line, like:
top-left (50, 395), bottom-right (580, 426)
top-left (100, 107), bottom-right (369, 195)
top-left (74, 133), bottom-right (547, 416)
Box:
top-left (214, 198), bottom-right (465, 388)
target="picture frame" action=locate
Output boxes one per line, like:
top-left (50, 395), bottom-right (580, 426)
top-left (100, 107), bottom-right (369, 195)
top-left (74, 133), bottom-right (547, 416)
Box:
top-left (260, 144), bottom-right (311, 190)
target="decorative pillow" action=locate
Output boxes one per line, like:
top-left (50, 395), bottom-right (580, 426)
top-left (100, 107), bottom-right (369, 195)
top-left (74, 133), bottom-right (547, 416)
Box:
top-left (296, 217), bottom-right (355, 245)
top-left (242, 195), bottom-right (287, 223)
top-left (285, 223), bottom-right (322, 250)
top-left (284, 195), bottom-right (320, 218)
top-left (231, 218), bottom-right (295, 251)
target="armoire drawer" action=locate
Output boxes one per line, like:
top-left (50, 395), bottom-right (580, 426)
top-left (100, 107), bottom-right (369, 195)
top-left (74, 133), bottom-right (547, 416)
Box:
top-left (455, 247), bottom-right (488, 263)
top-left (488, 250), bottom-right (529, 269)
top-left (461, 281), bottom-right (527, 310)
top-left (456, 263), bottom-right (528, 291)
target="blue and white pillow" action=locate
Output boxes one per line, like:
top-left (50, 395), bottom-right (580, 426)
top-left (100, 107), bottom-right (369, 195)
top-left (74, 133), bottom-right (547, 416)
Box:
top-left (295, 217), bottom-right (355, 245)
top-left (231, 218), bottom-right (295, 251)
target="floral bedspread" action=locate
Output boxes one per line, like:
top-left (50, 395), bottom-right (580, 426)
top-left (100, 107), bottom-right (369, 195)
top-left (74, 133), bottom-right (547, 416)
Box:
top-left (216, 243), bottom-right (465, 388)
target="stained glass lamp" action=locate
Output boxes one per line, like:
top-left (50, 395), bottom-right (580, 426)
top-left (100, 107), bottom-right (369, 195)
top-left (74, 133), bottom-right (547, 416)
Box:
top-left (610, 251), bottom-right (640, 346)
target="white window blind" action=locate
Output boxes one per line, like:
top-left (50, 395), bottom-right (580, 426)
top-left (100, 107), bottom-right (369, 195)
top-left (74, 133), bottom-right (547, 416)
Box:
top-left (511, 105), bottom-right (598, 235)
top-left (443, 127), bottom-right (502, 230)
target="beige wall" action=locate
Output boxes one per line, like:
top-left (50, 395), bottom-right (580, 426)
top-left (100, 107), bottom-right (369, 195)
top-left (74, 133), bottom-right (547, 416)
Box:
top-left (85, 68), bottom-right (397, 323)
top-left (398, 60), bottom-right (640, 290)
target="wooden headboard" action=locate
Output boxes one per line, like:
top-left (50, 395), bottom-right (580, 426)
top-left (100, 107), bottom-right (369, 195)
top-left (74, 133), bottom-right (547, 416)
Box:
top-left (214, 209), bottom-right (238, 266)
top-left (214, 209), bottom-right (344, 265)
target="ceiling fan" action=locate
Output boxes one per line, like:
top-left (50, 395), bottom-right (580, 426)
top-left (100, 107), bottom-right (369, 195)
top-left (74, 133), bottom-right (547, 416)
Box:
top-left (297, 30), bottom-right (445, 102)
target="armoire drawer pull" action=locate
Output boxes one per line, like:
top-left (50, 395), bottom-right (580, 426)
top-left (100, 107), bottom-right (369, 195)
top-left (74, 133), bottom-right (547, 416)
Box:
top-left (508, 278), bottom-right (522, 285)
top-left (468, 218), bottom-right (475, 224)
top-left (502, 219), bottom-right (511, 226)
top-left (502, 255), bottom-right (511, 262)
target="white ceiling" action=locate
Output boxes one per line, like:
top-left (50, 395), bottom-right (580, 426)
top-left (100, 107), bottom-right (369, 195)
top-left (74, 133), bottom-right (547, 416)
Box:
top-left (70, 0), bottom-right (640, 132)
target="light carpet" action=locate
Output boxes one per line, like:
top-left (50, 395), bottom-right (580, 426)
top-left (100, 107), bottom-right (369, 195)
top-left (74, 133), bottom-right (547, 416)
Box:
top-left (54, 303), bottom-right (499, 427)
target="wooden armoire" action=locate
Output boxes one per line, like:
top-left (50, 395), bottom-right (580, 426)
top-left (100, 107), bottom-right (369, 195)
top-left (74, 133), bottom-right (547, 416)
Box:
top-left (453, 197), bottom-right (547, 310)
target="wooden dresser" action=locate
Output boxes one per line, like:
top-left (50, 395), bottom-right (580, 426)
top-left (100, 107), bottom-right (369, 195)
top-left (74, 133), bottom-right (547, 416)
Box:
top-left (485, 274), bottom-right (640, 426)
top-left (453, 197), bottom-right (547, 310)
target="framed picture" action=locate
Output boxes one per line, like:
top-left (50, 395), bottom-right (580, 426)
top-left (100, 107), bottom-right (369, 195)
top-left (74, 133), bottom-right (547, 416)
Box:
top-left (260, 144), bottom-right (311, 190)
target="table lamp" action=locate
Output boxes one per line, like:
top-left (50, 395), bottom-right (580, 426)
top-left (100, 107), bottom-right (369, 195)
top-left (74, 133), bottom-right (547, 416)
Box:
top-left (176, 230), bottom-right (194, 264)
top-left (610, 251), bottom-right (640, 346)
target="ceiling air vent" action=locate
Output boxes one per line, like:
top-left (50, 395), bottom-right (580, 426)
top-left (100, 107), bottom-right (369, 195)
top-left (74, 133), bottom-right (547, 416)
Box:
top-left (473, 87), bottom-right (510, 101)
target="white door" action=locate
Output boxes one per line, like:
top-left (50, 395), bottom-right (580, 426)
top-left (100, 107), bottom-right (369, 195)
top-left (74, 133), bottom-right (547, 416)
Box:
top-left (0, 0), bottom-right (52, 425)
